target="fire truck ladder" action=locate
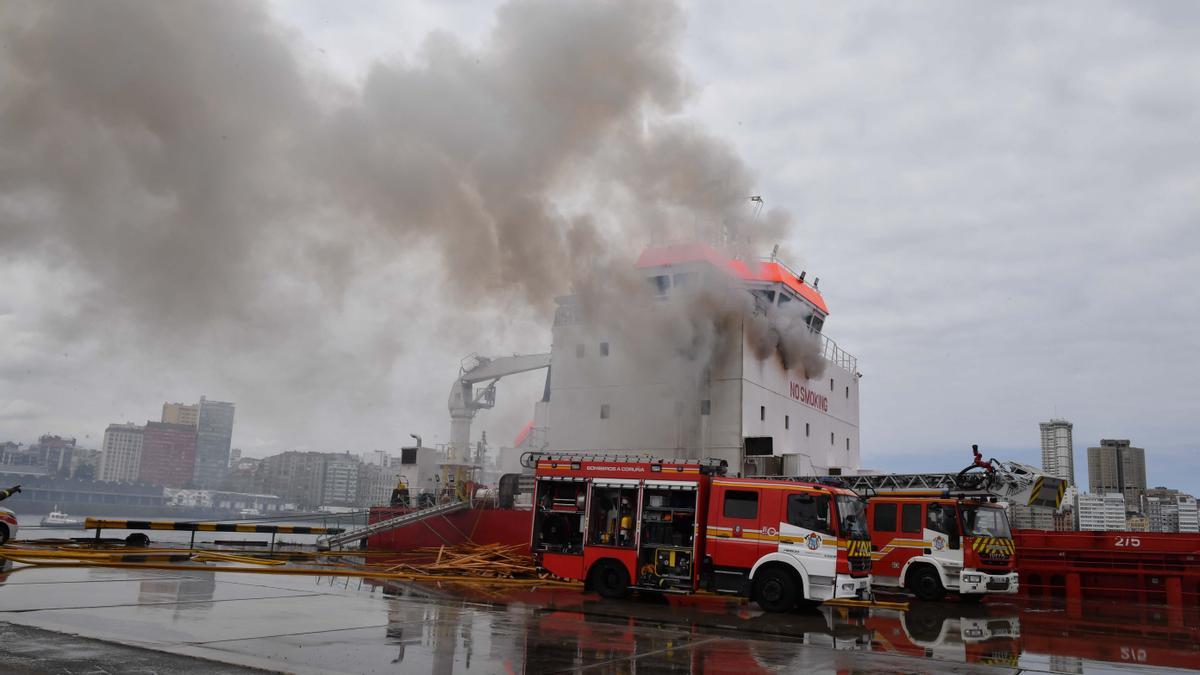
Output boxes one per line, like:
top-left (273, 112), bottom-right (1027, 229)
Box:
top-left (520, 451), bottom-right (728, 474)
top-left (316, 500), bottom-right (468, 550)
top-left (793, 447), bottom-right (1068, 509)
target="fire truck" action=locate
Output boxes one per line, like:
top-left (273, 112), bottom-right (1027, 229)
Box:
top-left (866, 493), bottom-right (1017, 601)
top-left (798, 446), bottom-right (1066, 602)
top-left (526, 453), bottom-right (872, 611)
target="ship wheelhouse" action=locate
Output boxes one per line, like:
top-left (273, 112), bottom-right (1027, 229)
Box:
top-left (546, 243), bottom-right (860, 478)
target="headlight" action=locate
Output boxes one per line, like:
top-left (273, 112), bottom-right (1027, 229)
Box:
top-left (963, 574), bottom-right (982, 583)
top-left (964, 628), bottom-right (985, 638)
top-left (841, 583), bottom-right (855, 591)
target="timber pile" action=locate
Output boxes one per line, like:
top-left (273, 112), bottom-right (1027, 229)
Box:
top-left (380, 543), bottom-right (544, 579)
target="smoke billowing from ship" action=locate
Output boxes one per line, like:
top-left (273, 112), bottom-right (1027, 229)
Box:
top-left (1, 0), bottom-right (825, 432)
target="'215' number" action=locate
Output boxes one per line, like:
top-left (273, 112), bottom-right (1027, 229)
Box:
top-left (1115, 536), bottom-right (1141, 547)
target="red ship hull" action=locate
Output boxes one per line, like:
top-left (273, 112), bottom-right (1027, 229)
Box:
top-left (1014, 529), bottom-right (1200, 608)
top-left (366, 505), bottom-right (534, 553)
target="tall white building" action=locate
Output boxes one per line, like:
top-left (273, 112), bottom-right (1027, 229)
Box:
top-left (1176, 495), bottom-right (1199, 533)
top-left (1039, 419), bottom-right (1075, 485)
top-left (98, 423), bottom-right (144, 482)
top-left (321, 453), bottom-right (360, 506)
top-left (1076, 492), bottom-right (1126, 531)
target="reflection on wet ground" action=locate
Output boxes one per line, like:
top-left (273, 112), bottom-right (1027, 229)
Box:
top-left (1, 561), bottom-right (1197, 673)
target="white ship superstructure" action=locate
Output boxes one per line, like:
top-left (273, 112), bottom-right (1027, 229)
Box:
top-left (541, 243), bottom-right (860, 477)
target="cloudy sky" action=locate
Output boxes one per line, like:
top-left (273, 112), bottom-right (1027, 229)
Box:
top-left (2, 0), bottom-right (1197, 492)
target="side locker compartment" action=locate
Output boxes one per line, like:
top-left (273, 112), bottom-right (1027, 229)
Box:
top-left (582, 478), bottom-right (641, 585)
top-left (637, 479), bottom-right (699, 591)
top-left (533, 477), bottom-right (588, 580)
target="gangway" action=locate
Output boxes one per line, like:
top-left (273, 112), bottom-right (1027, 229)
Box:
top-left (317, 500), bottom-right (468, 550)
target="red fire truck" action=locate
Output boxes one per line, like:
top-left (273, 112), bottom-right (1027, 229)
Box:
top-left (867, 493), bottom-right (1018, 601)
top-left (527, 453), bottom-right (872, 611)
top-left (795, 447), bottom-right (1064, 602)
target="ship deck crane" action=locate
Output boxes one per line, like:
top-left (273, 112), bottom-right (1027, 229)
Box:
top-left (447, 352), bottom-right (551, 463)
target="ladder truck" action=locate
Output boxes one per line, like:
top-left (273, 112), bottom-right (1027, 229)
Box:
top-left (526, 452), bottom-right (873, 612)
top-left (798, 446), bottom-right (1067, 602)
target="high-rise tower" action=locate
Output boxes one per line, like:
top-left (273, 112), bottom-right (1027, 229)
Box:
top-left (1039, 419), bottom-right (1075, 485)
top-left (193, 396), bottom-right (235, 489)
top-left (1087, 439), bottom-right (1147, 508)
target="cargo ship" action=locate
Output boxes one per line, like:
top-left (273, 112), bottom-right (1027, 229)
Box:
top-left (362, 241), bottom-right (859, 553)
top-left (356, 243), bottom-right (1200, 612)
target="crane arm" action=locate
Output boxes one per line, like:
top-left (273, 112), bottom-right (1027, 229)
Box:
top-left (458, 353), bottom-right (551, 384)
top-left (446, 352), bottom-right (552, 463)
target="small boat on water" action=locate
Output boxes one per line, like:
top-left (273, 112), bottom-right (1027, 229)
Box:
top-left (40, 507), bottom-right (84, 528)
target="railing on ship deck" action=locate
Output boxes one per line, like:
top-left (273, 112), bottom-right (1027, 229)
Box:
top-left (821, 334), bottom-right (857, 374)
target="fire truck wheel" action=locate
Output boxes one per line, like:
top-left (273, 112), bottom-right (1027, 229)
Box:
top-left (908, 566), bottom-right (946, 601)
top-left (591, 560), bottom-right (632, 599)
top-left (753, 567), bottom-right (799, 613)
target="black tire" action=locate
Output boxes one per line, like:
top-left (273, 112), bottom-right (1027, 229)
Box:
top-left (125, 532), bottom-right (150, 548)
top-left (753, 567), bottom-right (800, 613)
top-left (592, 560), bottom-right (631, 599)
top-left (908, 566), bottom-right (946, 602)
top-left (0, 524), bottom-right (9, 546)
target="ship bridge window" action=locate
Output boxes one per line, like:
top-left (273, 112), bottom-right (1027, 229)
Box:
top-left (751, 289), bottom-right (776, 310)
top-left (808, 314), bottom-right (825, 333)
top-left (649, 275), bottom-right (670, 295)
top-left (778, 293), bottom-right (793, 307)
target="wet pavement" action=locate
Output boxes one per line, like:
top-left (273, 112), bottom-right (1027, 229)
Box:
top-left (1, 563), bottom-right (1197, 674)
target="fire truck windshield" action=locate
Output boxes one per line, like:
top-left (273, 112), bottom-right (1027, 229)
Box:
top-left (836, 496), bottom-right (869, 539)
top-left (962, 505), bottom-right (1012, 538)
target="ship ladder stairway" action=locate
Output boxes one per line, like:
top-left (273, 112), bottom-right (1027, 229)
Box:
top-left (317, 500), bottom-right (468, 550)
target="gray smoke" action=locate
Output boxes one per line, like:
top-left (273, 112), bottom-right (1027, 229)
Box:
top-left (0, 0), bottom-right (825, 447)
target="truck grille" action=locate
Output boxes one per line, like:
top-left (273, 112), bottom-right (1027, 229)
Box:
top-left (986, 579), bottom-right (1010, 591)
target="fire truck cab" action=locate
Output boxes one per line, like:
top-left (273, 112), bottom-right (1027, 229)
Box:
top-left (529, 454), bottom-right (872, 612)
top-left (867, 494), bottom-right (1018, 601)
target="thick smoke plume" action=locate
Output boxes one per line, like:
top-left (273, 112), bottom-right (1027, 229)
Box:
top-left (0, 0), bottom-right (826, 449)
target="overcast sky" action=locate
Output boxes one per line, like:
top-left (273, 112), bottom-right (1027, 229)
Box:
top-left (2, 1), bottom-right (1197, 493)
